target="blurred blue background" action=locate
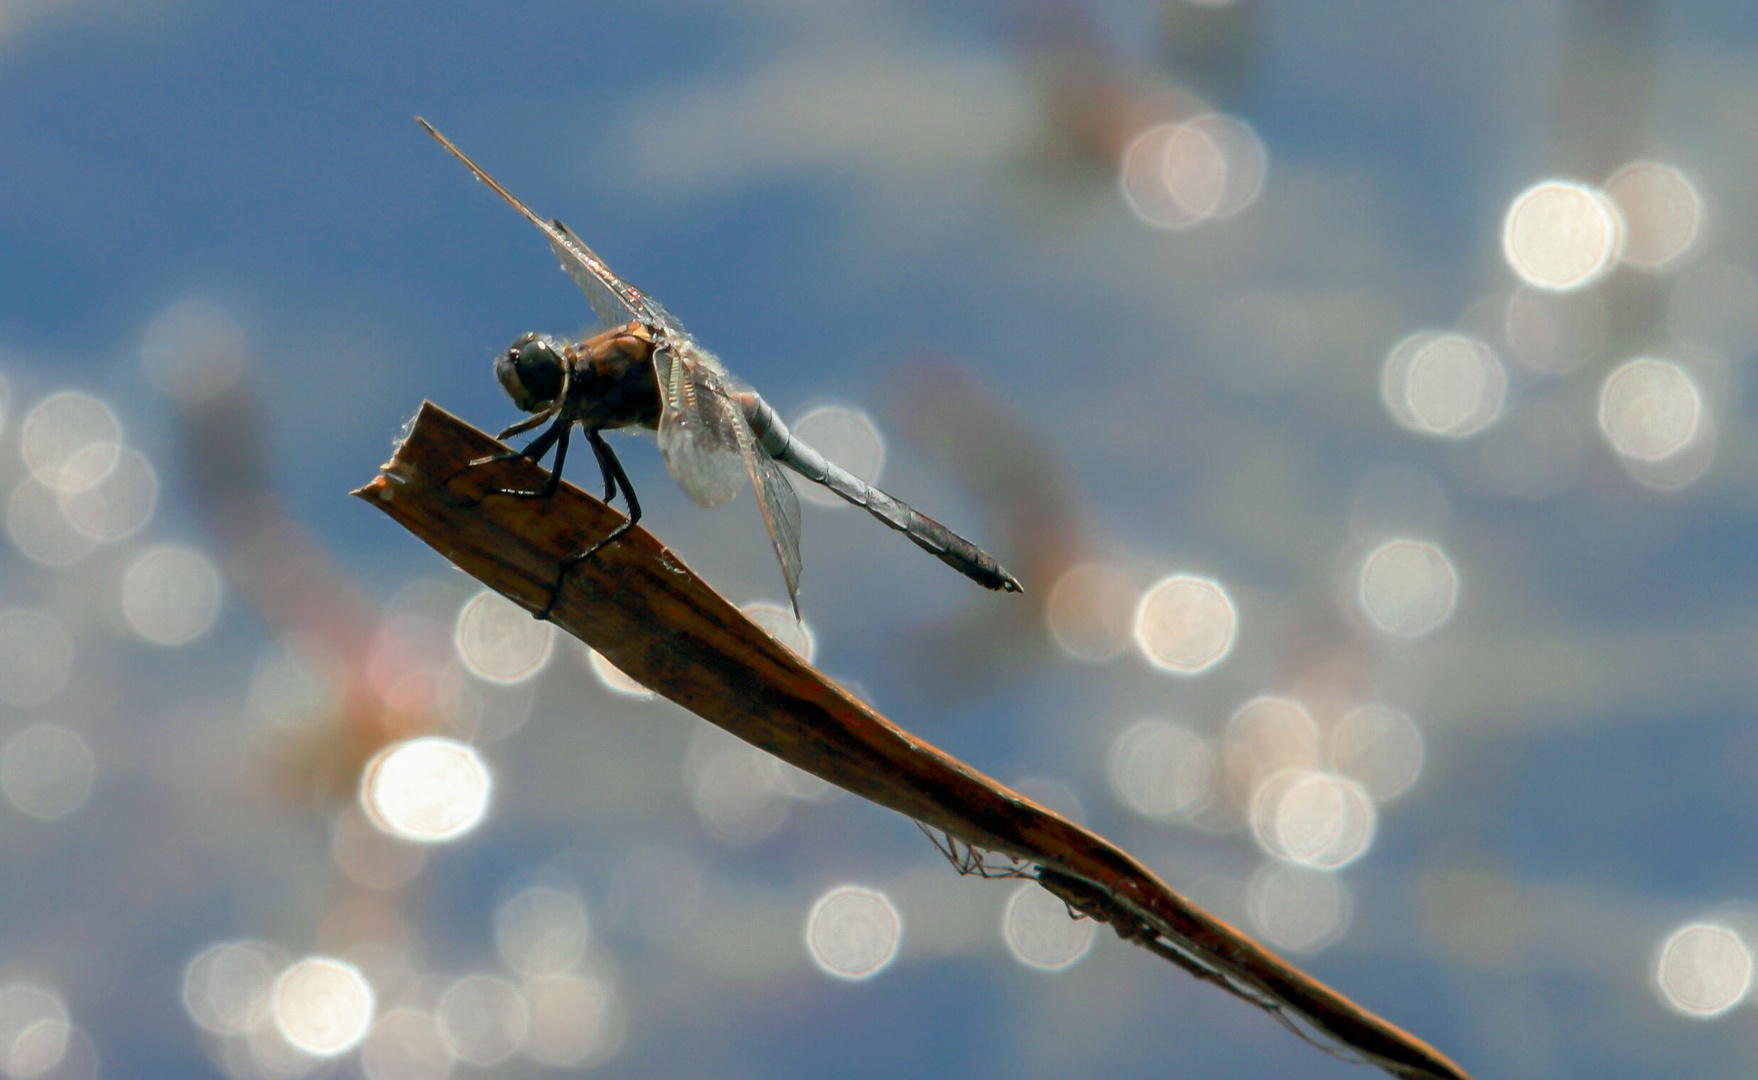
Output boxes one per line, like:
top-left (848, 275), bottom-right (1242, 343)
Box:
top-left (3, 1), bottom-right (1758, 1077)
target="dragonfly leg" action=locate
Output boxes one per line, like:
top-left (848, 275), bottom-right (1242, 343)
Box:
top-left (441, 412), bottom-right (570, 501)
top-left (586, 429), bottom-right (641, 528)
top-left (587, 428), bottom-right (621, 504)
top-left (454, 407), bottom-right (557, 474)
top-left (536, 430), bottom-right (642, 620)
top-left (490, 424), bottom-right (569, 501)
top-left (495, 409), bottom-right (556, 442)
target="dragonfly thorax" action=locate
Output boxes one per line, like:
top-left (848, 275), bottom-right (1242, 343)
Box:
top-left (496, 332), bottom-right (566, 413)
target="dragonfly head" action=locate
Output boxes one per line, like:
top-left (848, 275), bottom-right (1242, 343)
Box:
top-left (496, 332), bottom-right (566, 413)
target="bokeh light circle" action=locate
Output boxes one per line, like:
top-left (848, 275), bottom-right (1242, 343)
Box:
top-left (757, 750), bottom-right (838, 803)
top-left (1180, 113), bottom-right (1267, 220)
top-left (523, 972), bottom-right (623, 1068)
top-left (1598, 358), bottom-right (1702, 462)
top-left (435, 974), bottom-right (528, 1066)
top-left (1328, 705), bottom-right (1424, 801)
top-left (1121, 123), bottom-right (1204, 229)
top-left (495, 887), bottom-right (590, 977)
top-left (790, 405), bottom-right (884, 509)
top-left (57, 445), bottom-right (158, 541)
top-left (742, 601), bottom-right (815, 661)
top-left (1249, 768), bottom-right (1377, 869)
top-left (1133, 574), bottom-right (1236, 674)
top-left (1120, 114), bottom-right (1267, 230)
top-left (121, 544), bottom-right (224, 646)
top-left (271, 956), bottom-right (374, 1057)
top-left (0, 983), bottom-right (71, 1080)
top-left (1356, 539), bottom-right (1458, 639)
top-left (1380, 331), bottom-right (1441, 431)
top-left (1604, 161), bottom-right (1701, 271)
top-left (362, 737), bottom-right (492, 843)
top-left (1002, 882), bottom-right (1096, 971)
top-left (1656, 923), bottom-right (1751, 1017)
top-left (1504, 287), bottom-right (1607, 374)
top-left (691, 741), bottom-right (789, 845)
top-left (1045, 562), bottom-right (1136, 663)
top-left (0, 723), bottom-right (96, 821)
top-left (1502, 180), bottom-right (1623, 291)
top-left (1621, 414), bottom-right (1718, 492)
top-left (251, 636), bottom-right (344, 730)
top-left (182, 941), bottom-right (286, 1036)
top-left (19, 392), bottom-right (122, 493)
top-left (1247, 863), bottom-right (1351, 953)
top-left (1402, 335), bottom-right (1507, 437)
top-left (1107, 719), bottom-right (1214, 821)
top-left (454, 589), bottom-right (552, 683)
top-left (1161, 120), bottom-right (1227, 219)
top-left (583, 645), bottom-right (654, 699)
top-left (331, 805), bottom-right (426, 891)
top-left (805, 885), bottom-right (901, 980)
top-left (1222, 696), bottom-right (1321, 815)
top-left (140, 298), bottom-right (248, 406)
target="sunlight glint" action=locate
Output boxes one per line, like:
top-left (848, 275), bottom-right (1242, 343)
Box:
top-left (272, 957), bottom-right (374, 1057)
top-left (1133, 574), bottom-right (1236, 675)
top-left (806, 886), bottom-right (902, 980)
top-left (1656, 923), bottom-right (1751, 1017)
top-left (1502, 180), bottom-right (1623, 291)
top-left (361, 737), bottom-right (492, 843)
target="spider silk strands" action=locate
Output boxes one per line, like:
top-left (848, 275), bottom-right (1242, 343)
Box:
top-left (354, 402), bottom-right (1474, 1080)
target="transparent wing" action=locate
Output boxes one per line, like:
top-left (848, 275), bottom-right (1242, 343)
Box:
top-left (655, 346), bottom-right (749, 510)
top-left (418, 119), bottom-right (644, 328)
top-left (547, 219), bottom-right (642, 329)
top-left (742, 433), bottom-right (804, 614)
top-left (656, 348), bottom-right (804, 610)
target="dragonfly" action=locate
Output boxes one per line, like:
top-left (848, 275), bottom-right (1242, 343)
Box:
top-left (418, 119), bottom-right (1024, 619)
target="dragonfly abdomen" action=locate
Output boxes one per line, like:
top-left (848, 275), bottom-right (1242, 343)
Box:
top-left (738, 393), bottom-right (1023, 594)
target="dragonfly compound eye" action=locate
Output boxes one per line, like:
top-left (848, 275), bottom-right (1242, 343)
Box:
top-left (495, 333), bottom-right (564, 412)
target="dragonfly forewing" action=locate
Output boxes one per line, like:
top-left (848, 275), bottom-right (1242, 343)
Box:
top-left (415, 120), bottom-right (643, 330)
top-left (546, 223), bottom-right (639, 330)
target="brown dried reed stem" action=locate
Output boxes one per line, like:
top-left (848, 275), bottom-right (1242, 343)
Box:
top-left (354, 401), bottom-right (1474, 1080)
